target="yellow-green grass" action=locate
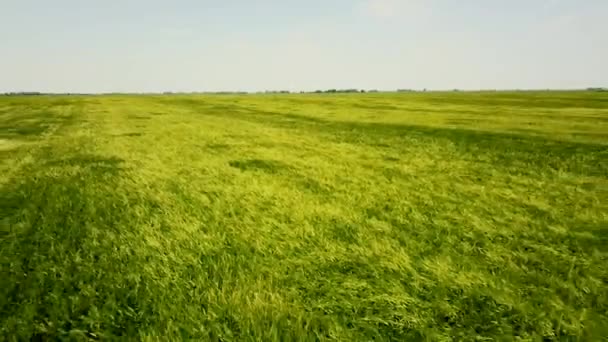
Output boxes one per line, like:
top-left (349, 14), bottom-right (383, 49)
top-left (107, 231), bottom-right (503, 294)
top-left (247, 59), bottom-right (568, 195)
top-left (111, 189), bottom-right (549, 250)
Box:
top-left (1, 92), bottom-right (607, 340)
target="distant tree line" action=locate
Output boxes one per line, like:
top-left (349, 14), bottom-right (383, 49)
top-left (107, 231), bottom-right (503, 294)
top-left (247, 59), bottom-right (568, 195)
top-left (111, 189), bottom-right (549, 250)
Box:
top-left (161, 91), bottom-right (249, 95)
top-left (2, 92), bottom-right (93, 96)
top-left (260, 90), bottom-right (291, 94)
top-left (2, 92), bottom-right (43, 96)
top-left (6, 88), bottom-right (604, 96)
top-left (312, 89), bottom-right (368, 94)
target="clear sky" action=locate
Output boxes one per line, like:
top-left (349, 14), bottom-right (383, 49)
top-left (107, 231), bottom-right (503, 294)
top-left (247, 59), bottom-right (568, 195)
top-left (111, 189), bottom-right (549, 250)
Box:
top-left (1, 0), bottom-right (606, 93)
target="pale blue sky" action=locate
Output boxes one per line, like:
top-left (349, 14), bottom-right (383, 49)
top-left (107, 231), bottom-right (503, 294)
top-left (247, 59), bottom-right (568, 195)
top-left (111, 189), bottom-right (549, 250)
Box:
top-left (1, 0), bottom-right (606, 93)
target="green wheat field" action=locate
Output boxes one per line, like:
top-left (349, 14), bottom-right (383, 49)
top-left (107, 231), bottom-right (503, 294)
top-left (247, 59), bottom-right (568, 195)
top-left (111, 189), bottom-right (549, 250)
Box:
top-left (1, 91), bottom-right (607, 340)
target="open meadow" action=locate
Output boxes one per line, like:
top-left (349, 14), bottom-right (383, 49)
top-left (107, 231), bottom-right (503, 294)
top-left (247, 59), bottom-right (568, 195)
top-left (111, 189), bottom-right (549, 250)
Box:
top-left (1, 91), bottom-right (607, 340)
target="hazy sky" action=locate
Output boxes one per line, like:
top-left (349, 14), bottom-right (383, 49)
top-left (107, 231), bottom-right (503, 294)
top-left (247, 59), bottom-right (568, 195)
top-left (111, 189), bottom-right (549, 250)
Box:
top-left (1, 0), bottom-right (607, 92)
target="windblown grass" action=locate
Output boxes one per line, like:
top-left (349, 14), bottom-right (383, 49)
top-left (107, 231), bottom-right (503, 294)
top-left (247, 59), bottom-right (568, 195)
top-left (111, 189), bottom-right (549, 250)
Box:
top-left (1, 91), bottom-right (607, 340)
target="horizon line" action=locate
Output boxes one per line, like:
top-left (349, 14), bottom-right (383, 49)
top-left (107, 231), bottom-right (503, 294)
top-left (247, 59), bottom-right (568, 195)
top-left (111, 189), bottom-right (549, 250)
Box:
top-left (3, 87), bottom-right (607, 96)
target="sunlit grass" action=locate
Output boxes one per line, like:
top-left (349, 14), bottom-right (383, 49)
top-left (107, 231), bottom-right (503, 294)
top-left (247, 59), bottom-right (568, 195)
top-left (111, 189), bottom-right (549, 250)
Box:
top-left (1, 92), bottom-right (607, 340)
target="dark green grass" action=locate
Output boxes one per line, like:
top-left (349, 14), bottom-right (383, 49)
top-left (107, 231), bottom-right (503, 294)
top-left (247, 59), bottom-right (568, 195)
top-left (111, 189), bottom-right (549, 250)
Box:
top-left (1, 92), bottom-right (607, 340)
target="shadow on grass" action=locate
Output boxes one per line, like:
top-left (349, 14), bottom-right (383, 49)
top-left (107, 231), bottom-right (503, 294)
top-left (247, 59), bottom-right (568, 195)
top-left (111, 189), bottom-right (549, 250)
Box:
top-left (420, 92), bottom-right (608, 109)
top-left (0, 106), bottom-right (76, 141)
top-left (574, 221), bottom-right (608, 253)
top-left (227, 159), bottom-right (335, 195)
top-left (115, 132), bottom-right (143, 137)
top-left (44, 155), bottom-right (126, 175)
top-left (229, 159), bottom-right (290, 174)
top-left (128, 115), bottom-right (151, 120)
top-left (172, 101), bottom-right (607, 177)
top-left (0, 152), bottom-right (153, 339)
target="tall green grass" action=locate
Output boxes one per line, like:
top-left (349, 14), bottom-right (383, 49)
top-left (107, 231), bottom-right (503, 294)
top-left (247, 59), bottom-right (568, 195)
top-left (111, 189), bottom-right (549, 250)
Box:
top-left (1, 92), bottom-right (607, 340)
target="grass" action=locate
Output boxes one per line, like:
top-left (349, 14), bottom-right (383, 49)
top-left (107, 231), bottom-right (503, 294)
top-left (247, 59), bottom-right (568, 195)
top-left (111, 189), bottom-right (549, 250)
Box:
top-left (1, 91), bottom-right (607, 341)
